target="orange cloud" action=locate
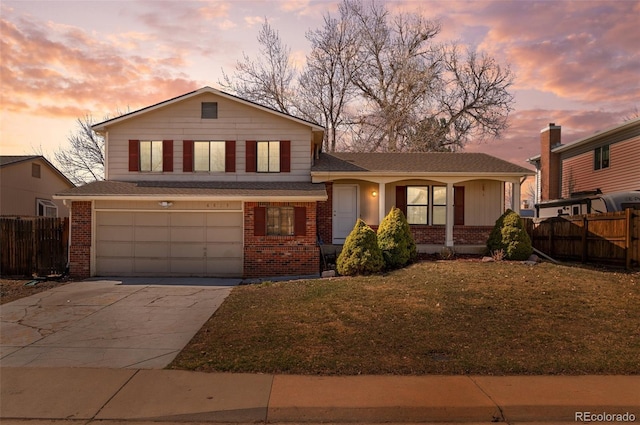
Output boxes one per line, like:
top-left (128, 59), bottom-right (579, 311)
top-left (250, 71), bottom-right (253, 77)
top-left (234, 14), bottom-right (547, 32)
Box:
top-left (0, 9), bottom-right (200, 120)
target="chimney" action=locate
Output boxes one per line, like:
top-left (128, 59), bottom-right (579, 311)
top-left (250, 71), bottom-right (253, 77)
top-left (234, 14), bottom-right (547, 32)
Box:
top-left (540, 123), bottom-right (561, 201)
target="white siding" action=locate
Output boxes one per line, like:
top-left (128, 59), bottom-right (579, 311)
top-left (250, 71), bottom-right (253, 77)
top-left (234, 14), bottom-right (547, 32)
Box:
top-left (106, 92), bottom-right (314, 182)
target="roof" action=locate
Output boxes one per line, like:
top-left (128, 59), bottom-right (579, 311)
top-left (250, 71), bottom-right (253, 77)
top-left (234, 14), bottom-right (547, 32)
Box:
top-left (0, 155), bottom-right (41, 167)
top-left (528, 117), bottom-right (640, 163)
top-left (311, 152), bottom-right (534, 175)
top-left (1, 155), bottom-right (75, 187)
top-left (55, 180), bottom-right (327, 201)
top-left (92, 86), bottom-right (325, 133)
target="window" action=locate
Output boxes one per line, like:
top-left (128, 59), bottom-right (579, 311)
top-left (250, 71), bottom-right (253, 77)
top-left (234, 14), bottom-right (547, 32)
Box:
top-left (594, 145), bottom-right (609, 170)
top-left (37, 199), bottom-right (57, 217)
top-left (201, 102), bottom-right (218, 119)
top-left (406, 186), bottom-right (429, 224)
top-left (140, 141), bottom-right (163, 172)
top-left (257, 141), bottom-right (280, 172)
top-left (32, 163), bottom-right (41, 178)
top-left (267, 207), bottom-right (294, 236)
top-left (194, 141), bottom-right (225, 172)
top-left (432, 186), bottom-right (447, 225)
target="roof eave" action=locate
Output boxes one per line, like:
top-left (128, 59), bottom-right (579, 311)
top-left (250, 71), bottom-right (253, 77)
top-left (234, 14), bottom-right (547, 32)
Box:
top-left (311, 170), bottom-right (535, 181)
top-left (53, 194), bottom-right (328, 202)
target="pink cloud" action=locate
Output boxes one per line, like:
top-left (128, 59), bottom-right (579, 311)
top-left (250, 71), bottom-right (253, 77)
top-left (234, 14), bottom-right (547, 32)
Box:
top-left (0, 9), bottom-right (200, 120)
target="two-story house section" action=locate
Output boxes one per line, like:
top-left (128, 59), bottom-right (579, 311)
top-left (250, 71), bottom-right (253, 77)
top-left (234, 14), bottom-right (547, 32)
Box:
top-left (56, 87), bottom-right (327, 279)
top-left (529, 118), bottom-right (640, 204)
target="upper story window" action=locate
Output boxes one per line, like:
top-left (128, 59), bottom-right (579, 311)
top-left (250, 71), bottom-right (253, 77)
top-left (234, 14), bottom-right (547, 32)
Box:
top-left (257, 141), bottom-right (280, 172)
top-left (406, 186), bottom-right (429, 225)
top-left (201, 102), bottom-right (218, 119)
top-left (37, 199), bottom-right (57, 217)
top-left (194, 141), bottom-right (225, 172)
top-left (140, 141), bottom-right (163, 172)
top-left (129, 140), bottom-right (173, 173)
top-left (594, 145), bottom-right (609, 170)
top-left (32, 163), bottom-right (41, 178)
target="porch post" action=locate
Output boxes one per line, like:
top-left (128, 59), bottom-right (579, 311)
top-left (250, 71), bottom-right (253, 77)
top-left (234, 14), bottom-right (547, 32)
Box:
top-left (446, 183), bottom-right (454, 247)
top-left (378, 182), bottom-right (386, 225)
top-left (512, 180), bottom-right (521, 213)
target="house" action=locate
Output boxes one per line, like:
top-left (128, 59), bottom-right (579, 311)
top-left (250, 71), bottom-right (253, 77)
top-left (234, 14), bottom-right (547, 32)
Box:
top-left (55, 87), bottom-right (534, 279)
top-left (528, 118), bottom-right (640, 204)
top-left (1, 156), bottom-right (75, 218)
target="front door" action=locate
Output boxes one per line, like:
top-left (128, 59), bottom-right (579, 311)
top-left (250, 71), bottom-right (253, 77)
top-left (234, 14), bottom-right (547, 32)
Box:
top-left (333, 185), bottom-right (358, 244)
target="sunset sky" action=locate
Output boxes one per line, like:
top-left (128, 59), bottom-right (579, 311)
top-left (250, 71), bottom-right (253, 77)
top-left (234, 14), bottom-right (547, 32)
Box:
top-left (1, 0), bottom-right (639, 171)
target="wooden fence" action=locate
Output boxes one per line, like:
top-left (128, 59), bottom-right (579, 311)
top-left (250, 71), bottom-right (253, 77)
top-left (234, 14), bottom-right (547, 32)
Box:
top-left (0, 217), bottom-right (69, 277)
top-left (523, 209), bottom-right (640, 269)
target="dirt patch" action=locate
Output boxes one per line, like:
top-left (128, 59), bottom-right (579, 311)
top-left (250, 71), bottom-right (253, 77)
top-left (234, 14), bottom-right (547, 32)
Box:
top-left (1, 278), bottom-right (70, 305)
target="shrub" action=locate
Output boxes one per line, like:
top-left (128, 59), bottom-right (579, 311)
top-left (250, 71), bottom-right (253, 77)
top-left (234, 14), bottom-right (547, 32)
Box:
top-left (337, 219), bottom-right (384, 275)
top-left (377, 207), bottom-right (417, 269)
top-left (486, 209), bottom-right (533, 261)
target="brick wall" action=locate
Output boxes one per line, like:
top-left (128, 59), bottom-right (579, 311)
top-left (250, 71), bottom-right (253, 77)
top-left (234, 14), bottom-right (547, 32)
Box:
top-left (317, 182), bottom-right (332, 244)
top-left (244, 202), bottom-right (320, 278)
top-left (370, 224), bottom-right (491, 245)
top-left (69, 201), bottom-right (91, 278)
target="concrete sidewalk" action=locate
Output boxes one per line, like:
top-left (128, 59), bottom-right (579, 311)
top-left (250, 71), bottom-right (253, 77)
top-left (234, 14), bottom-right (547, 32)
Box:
top-left (1, 368), bottom-right (638, 424)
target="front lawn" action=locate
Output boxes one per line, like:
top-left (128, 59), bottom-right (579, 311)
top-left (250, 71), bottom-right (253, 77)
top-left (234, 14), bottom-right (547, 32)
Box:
top-left (169, 260), bottom-right (640, 375)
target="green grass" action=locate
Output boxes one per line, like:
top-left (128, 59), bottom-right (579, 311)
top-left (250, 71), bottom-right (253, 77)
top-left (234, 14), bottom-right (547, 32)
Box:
top-left (169, 260), bottom-right (640, 375)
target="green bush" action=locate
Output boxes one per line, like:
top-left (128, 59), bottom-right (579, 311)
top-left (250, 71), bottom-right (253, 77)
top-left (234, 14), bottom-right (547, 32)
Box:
top-left (486, 209), bottom-right (533, 261)
top-left (377, 207), bottom-right (417, 269)
top-left (337, 219), bottom-right (384, 275)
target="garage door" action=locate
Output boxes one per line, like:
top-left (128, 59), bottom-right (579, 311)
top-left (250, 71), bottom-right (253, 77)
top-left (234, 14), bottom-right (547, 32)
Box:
top-left (95, 211), bottom-right (243, 276)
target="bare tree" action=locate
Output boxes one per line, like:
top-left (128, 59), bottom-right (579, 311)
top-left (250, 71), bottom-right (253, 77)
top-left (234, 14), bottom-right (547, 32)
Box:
top-left (299, 4), bottom-right (359, 152)
top-left (220, 18), bottom-right (297, 114)
top-left (54, 115), bottom-right (105, 185)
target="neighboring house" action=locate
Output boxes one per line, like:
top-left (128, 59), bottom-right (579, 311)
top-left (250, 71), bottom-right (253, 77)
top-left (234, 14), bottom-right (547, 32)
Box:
top-left (55, 87), bottom-right (533, 279)
top-left (528, 119), bottom-right (640, 204)
top-left (1, 156), bottom-right (75, 217)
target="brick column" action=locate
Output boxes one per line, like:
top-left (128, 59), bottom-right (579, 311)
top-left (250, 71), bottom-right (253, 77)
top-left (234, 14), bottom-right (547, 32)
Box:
top-left (69, 201), bottom-right (91, 278)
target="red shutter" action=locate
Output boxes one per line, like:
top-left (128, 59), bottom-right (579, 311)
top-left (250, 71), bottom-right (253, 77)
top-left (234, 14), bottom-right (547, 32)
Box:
top-left (128, 140), bottom-right (139, 172)
top-left (183, 140), bottom-right (194, 172)
top-left (225, 141), bottom-right (236, 173)
top-left (254, 206), bottom-right (266, 236)
top-left (162, 140), bottom-right (173, 172)
top-left (454, 186), bottom-right (465, 225)
top-left (280, 140), bottom-right (291, 173)
top-left (246, 141), bottom-right (257, 173)
top-left (294, 207), bottom-right (306, 236)
top-left (396, 185), bottom-right (407, 217)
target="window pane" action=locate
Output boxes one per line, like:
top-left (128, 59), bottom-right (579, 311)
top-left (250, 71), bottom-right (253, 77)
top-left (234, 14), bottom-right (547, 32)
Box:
top-left (140, 141), bottom-right (151, 171)
top-left (210, 142), bottom-right (225, 172)
top-left (407, 187), bottom-right (428, 205)
top-left (257, 142), bottom-right (269, 172)
top-left (433, 206), bottom-right (446, 225)
top-left (267, 207), bottom-right (280, 235)
top-left (194, 142), bottom-right (209, 171)
top-left (280, 207), bottom-right (294, 235)
top-left (594, 147), bottom-right (601, 170)
top-left (151, 141), bottom-right (163, 171)
top-left (433, 186), bottom-right (447, 205)
top-left (269, 141), bottom-right (280, 172)
top-left (407, 206), bottom-right (428, 224)
top-left (602, 145), bottom-right (609, 168)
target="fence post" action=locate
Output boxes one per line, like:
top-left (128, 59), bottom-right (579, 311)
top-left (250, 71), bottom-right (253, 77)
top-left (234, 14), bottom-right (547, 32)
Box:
top-left (581, 215), bottom-right (588, 263)
top-left (626, 208), bottom-right (632, 270)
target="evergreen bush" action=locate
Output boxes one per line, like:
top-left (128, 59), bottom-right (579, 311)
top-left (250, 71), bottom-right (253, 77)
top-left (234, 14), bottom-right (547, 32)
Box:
top-left (377, 207), bottom-right (417, 269)
top-left (486, 209), bottom-right (533, 260)
top-left (337, 219), bottom-right (384, 275)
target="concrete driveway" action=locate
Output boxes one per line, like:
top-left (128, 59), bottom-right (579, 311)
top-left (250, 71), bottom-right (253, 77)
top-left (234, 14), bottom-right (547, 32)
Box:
top-left (0, 278), bottom-right (238, 368)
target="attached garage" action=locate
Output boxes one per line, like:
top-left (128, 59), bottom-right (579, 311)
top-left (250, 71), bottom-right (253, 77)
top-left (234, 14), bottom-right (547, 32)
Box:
top-left (95, 209), bottom-right (243, 277)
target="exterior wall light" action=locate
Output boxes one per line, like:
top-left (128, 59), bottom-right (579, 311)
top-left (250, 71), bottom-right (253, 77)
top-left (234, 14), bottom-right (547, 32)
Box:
top-left (372, 190), bottom-right (378, 197)
top-left (159, 201), bottom-right (173, 208)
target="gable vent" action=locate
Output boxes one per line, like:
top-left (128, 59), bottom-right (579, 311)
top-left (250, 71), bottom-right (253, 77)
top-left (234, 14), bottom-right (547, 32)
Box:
top-left (201, 102), bottom-right (218, 119)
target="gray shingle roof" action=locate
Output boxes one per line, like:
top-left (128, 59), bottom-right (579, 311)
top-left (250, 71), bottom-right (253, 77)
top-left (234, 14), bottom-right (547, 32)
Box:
top-left (56, 180), bottom-right (327, 198)
top-left (312, 152), bottom-right (534, 174)
top-left (0, 155), bottom-right (40, 167)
